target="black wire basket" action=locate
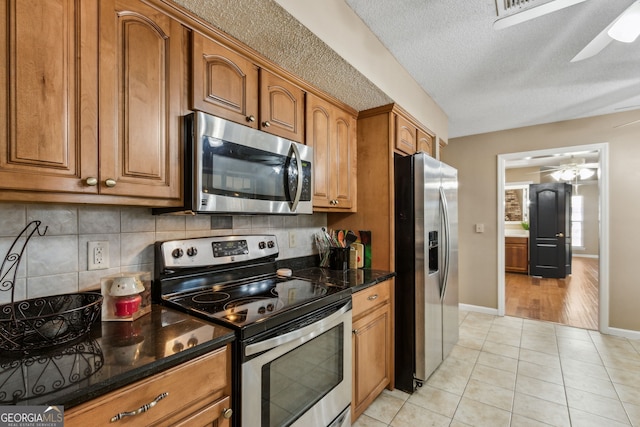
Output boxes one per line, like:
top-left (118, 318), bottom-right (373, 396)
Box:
top-left (0, 221), bottom-right (103, 353)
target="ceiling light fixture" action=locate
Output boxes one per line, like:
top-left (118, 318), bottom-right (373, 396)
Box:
top-left (572, 0), bottom-right (640, 62)
top-left (607, 1), bottom-right (640, 42)
top-left (493, 0), bottom-right (588, 30)
top-left (551, 166), bottom-right (594, 181)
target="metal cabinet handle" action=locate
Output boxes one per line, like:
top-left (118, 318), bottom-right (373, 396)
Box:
top-left (367, 294), bottom-right (379, 301)
top-left (85, 177), bottom-right (98, 186)
top-left (262, 120), bottom-right (271, 128)
top-left (556, 233), bottom-right (564, 237)
top-left (246, 115), bottom-right (256, 123)
top-left (352, 329), bottom-right (358, 335)
top-left (105, 178), bottom-right (117, 187)
top-left (110, 392), bottom-right (168, 422)
top-left (222, 408), bottom-right (233, 419)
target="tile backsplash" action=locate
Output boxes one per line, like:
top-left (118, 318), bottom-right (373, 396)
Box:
top-left (0, 203), bottom-right (326, 304)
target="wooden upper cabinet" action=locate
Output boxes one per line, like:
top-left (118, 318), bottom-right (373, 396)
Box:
top-left (191, 34), bottom-right (304, 142)
top-left (306, 93), bottom-right (356, 211)
top-left (417, 128), bottom-right (434, 157)
top-left (395, 114), bottom-right (417, 155)
top-left (259, 69), bottom-right (305, 142)
top-left (0, 0), bottom-right (98, 195)
top-left (191, 32), bottom-right (259, 127)
top-left (0, 0), bottom-right (183, 205)
top-left (98, 0), bottom-right (183, 201)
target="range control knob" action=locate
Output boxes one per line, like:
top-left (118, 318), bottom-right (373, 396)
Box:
top-left (186, 247), bottom-right (198, 257)
top-left (267, 240), bottom-right (275, 248)
top-left (258, 241), bottom-right (266, 250)
top-left (258, 306), bottom-right (266, 314)
top-left (172, 248), bottom-right (184, 258)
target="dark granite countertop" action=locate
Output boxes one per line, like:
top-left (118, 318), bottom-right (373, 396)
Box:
top-left (278, 255), bottom-right (396, 292)
top-left (0, 305), bottom-right (235, 408)
top-left (292, 267), bottom-right (396, 292)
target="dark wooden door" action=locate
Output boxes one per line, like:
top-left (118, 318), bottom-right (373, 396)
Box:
top-left (529, 183), bottom-right (572, 278)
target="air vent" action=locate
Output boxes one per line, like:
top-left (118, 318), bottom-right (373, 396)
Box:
top-left (496, 0), bottom-right (543, 17)
top-left (493, 0), bottom-right (587, 30)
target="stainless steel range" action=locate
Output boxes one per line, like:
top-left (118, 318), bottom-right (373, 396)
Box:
top-left (154, 235), bottom-right (352, 427)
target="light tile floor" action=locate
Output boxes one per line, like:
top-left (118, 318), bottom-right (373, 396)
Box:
top-left (354, 310), bottom-right (640, 427)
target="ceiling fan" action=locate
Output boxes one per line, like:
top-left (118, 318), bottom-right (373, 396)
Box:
top-left (540, 157), bottom-right (598, 181)
top-left (493, 0), bottom-right (640, 62)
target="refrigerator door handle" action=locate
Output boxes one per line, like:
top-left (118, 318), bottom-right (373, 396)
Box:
top-left (439, 186), bottom-right (451, 301)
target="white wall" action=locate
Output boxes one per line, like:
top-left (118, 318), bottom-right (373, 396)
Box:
top-left (444, 110), bottom-right (640, 332)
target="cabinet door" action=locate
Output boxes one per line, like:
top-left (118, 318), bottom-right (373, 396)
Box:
top-left (417, 128), bottom-right (434, 157)
top-left (260, 69), bottom-right (304, 142)
top-left (395, 114), bottom-right (417, 155)
top-left (192, 32), bottom-right (259, 127)
top-left (98, 0), bottom-right (183, 201)
top-left (0, 0), bottom-right (98, 195)
top-left (352, 304), bottom-right (392, 420)
top-left (172, 395), bottom-right (231, 427)
top-left (506, 237), bottom-right (529, 273)
top-left (307, 94), bottom-right (332, 209)
top-left (306, 93), bottom-right (356, 211)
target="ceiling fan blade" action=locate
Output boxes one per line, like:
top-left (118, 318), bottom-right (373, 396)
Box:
top-left (614, 118), bottom-right (640, 128)
top-left (493, 0), bottom-right (588, 30)
top-left (571, 25), bottom-right (614, 62)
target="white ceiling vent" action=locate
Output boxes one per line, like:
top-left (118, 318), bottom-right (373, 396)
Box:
top-left (496, 0), bottom-right (539, 17)
top-left (494, 0), bottom-right (588, 29)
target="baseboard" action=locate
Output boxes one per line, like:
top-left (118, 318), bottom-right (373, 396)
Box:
top-left (601, 326), bottom-right (640, 340)
top-left (573, 254), bottom-right (599, 259)
top-left (459, 304), bottom-right (499, 316)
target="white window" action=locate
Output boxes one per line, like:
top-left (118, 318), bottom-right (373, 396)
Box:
top-left (571, 195), bottom-right (584, 248)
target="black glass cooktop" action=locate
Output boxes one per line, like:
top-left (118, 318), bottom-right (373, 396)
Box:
top-left (164, 276), bottom-right (348, 331)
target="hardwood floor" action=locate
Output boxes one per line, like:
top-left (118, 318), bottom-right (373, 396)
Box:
top-left (505, 256), bottom-right (599, 330)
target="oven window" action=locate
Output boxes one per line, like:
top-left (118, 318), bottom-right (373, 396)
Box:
top-left (261, 324), bottom-right (344, 427)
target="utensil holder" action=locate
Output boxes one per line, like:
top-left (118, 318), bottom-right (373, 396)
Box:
top-left (329, 247), bottom-right (350, 271)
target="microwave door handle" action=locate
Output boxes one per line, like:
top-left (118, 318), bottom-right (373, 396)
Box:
top-left (289, 142), bottom-right (304, 212)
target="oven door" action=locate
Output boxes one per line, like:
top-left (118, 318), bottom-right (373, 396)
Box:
top-left (241, 299), bottom-right (352, 427)
top-left (193, 111), bottom-right (313, 215)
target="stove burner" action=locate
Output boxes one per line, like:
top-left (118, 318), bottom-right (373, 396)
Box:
top-left (192, 291), bottom-right (230, 304)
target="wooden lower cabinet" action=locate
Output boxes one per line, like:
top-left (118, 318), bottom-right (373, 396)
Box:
top-left (351, 279), bottom-right (394, 421)
top-left (65, 346), bottom-right (232, 427)
top-left (506, 236), bottom-right (529, 273)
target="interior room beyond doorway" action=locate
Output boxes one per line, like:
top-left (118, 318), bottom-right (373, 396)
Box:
top-left (497, 143), bottom-right (608, 332)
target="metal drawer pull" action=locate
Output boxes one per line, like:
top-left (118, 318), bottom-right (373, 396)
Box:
top-left (367, 294), bottom-right (379, 301)
top-left (110, 392), bottom-right (169, 422)
top-left (223, 408), bottom-right (233, 419)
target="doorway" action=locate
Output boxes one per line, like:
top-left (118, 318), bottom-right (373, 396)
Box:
top-left (497, 143), bottom-right (609, 332)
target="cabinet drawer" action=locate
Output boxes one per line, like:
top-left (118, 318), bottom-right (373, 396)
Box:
top-left (65, 346), bottom-right (229, 427)
top-left (353, 280), bottom-right (391, 318)
top-left (505, 237), bottom-right (528, 244)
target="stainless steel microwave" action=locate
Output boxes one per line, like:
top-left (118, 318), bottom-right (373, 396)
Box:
top-left (161, 111), bottom-right (313, 215)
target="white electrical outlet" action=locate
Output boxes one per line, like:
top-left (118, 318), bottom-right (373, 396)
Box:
top-left (288, 231), bottom-right (297, 248)
top-left (88, 241), bottom-right (109, 270)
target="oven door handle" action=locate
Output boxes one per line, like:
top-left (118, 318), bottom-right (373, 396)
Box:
top-left (245, 301), bottom-right (351, 357)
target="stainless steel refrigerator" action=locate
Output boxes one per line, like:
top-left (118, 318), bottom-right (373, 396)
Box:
top-left (394, 152), bottom-right (459, 393)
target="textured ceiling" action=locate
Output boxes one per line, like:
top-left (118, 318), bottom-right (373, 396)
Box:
top-left (173, 0), bottom-right (392, 112)
top-left (344, 0), bottom-right (640, 137)
top-left (173, 0), bottom-right (640, 140)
